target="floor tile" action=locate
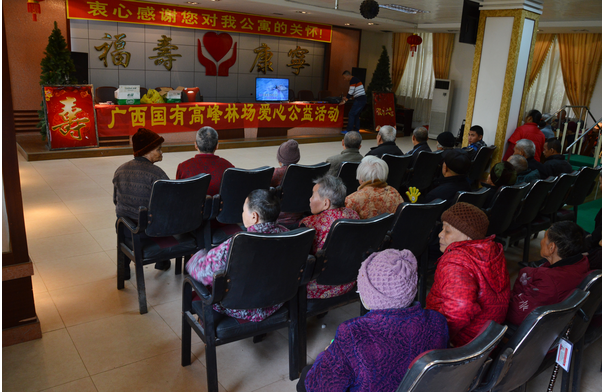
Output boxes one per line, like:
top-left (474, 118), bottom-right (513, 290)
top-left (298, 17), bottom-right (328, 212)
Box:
top-left (40, 377), bottom-right (98, 392)
top-left (128, 264), bottom-right (186, 307)
top-left (32, 263), bottom-right (48, 293)
top-left (2, 329), bottom-right (89, 392)
top-left (68, 309), bottom-right (181, 375)
top-left (35, 291), bottom-right (65, 333)
top-left (63, 196), bottom-right (116, 215)
top-left (28, 232), bottom-right (104, 263)
top-left (76, 210), bottom-right (119, 232)
top-left (153, 299), bottom-right (203, 345)
top-left (53, 183), bottom-right (111, 202)
top-left (35, 252), bottom-right (116, 291)
top-left (252, 378), bottom-right (298, 392)
top-left (24, 213), bottom-right (88, 240)
top-left (89, 228), bottom-right (118, 252)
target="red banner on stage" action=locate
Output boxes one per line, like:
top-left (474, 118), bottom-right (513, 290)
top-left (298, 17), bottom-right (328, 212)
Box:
top-left (95, 102), bottom-right (342, 137)
top-left (66, 0), bottom-right (332, 43)
top-left (372, 92), bottom-right (396, 129)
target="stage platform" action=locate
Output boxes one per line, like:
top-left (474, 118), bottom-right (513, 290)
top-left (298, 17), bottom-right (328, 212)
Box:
top-left (16, 130), bottom-right (377, 161)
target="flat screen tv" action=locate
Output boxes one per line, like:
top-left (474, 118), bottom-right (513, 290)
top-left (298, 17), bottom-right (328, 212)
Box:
top-left (256, 77), bottom-right (289, 102)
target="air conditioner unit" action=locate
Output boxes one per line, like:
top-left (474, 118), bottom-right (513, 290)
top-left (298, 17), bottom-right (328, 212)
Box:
top-left (428, 79), bottom-right (454, 139)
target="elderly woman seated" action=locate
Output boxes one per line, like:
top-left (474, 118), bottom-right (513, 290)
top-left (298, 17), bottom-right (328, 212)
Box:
top-left (345, 156), bottom-right (404, 219)
top-left (426, 202), bottom-right (511, 347)
top-left (300, 175), bottom-right (360, 299)
top-left (506, 221), bottom-right (591, 325)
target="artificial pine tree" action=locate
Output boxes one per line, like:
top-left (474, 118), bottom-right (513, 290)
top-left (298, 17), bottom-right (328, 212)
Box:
top-left (37, 21), bottom-right (77, 140)
top-left (361, 45), bottom-right (393, 130)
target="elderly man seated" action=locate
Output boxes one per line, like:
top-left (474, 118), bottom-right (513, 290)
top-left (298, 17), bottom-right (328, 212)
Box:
top-left (326, 131), bottom-right (363, 175)
top-left (542, 137), bottom-right (574, 176)
top-left (345, 156), bottom-right (404, 219)
top-left (406, 126), bottom-right (432, 167)
top-left (512, 138), bottom-right (548, 178)
top-left (423, 149), bottom-right (471, 209)
top-left (508, 154), bottom-right (540, 184)
top-left (366, 125), bottom-right (403, 158)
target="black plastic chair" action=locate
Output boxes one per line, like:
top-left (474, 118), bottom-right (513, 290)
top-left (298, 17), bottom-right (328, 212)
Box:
top-left (384, 199), bottom-right (447, 305)
top-left (497, 177), bottom-right (556, 262)
top-left (204, 166), bottom-right (274, 247)
top-left (117, 174), bottom-right (211, 314)
top-left (95, 86), bottom-right (117, 104)
top-left (468, 145), bottom-right (496, 188)
top-left (473, 289), bottom-right (589, 392)
top-left (382, 153), bottom-right (412, 191)
top-left (278, 162), bottom-right (331, 214)
top-left (452, 187), bottom-right (494, 209)
top-left (337, 161), bottom-right (360, 196)
top-left (404, 150), bottom-right (443, 191)
top-left (297, 90), bottom-right (315, 101)
top-left (484, 183), bottom-right (530, 237)
top-left (181, 228), bottom-right (316, 392)
top-left (395, 321), bottom-right (507, 392)
top-left (529, 172), bottom-right (578, 237)
top-left (556, 166), bottom-right (601, 223)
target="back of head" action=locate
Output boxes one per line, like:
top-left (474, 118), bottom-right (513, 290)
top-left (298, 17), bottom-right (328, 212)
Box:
top-left (277, 139), bottom-right (300, 165)
top-left (490, 161), bottom-right (517, 187)
top-left (344, 131), bottom-right (362, 149)
top-left (508, 154), bottom-right (528, 173)
top-left (357, 155), bottom-right (389, 183)
top-left (379, 125), bottom-right (397, 143)
top-left (470, 125), bottom-right (484, 137)
top-left (132, 128), bottom-right (164, 157)
top-left (196, 126), bottom-right (219, 153)
top-left (342, 70), bottom-right (351, 76)
top-left (443, 149), bottom-right (471, 175)
top-left (546, 137), bottom-right (562, 154)
top-left (441, 202), bottom-right (490, 240)
top-left (246, 189), bottom-right (281, 222)
top-left (413, 127), bottom-right (429, 143)
top-left (547, 221), bottom-right (586, 259)
top-left (528, 109), bottom-right (542, 124)
top-left (515, 139), bottom-right (536, 158)
top-left (437, 131), bottom-right (456, 149)
top-left (314, 175), bottom-right (347, 208)
top-left (357, 249), bottom-right (418, 310)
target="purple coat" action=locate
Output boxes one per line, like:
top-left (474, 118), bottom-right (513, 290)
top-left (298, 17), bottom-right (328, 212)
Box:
top-left (305, 304), bottom-right (449, 392)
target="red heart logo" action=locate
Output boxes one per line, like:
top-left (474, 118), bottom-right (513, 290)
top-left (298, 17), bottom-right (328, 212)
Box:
top-left (203, 32), bottom-right (233, 63)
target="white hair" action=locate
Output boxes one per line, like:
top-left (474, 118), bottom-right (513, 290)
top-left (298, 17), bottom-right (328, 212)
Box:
top-left (515, 139), bottom-right (536, 158)
top-left (508, 154), bottom-right (528, 172)
top-left (379, 125), bottom-right (397, 143)
top-left (356, 155), bottom-right (389, 183)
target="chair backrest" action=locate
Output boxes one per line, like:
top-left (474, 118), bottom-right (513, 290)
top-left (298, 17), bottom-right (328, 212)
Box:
top-left (218, 228), bottom-right (315, 309)
top-left (569, 270), bottom-right (602, 344)
top-left (480, 289), bottom-right (589, 392)
top-left (337, 161), bottom-right (360, 196)
top-left (453, 187), bottom-right (494, 209)
top-left (279, 162), bottom-right (331, 213)
top-left (315, 213), bottom-right (395, 286)
top-left (565, 166), bottom-right (601, 206)
top-left (396, 321), bottom-right (507, 392)
top-left (146, 174), bottom-right (211, 237)
top-left (468, 145), bottom-right (497, 183)
top-left (317, 90), bottom-right (333, 100)
top-left (539, 172), bottom-right (578, 215)
top-left (407, 150), bottom-right (443, 190)
top-left (388, 199), bottom-right (447, 258)
top-left (182, 87), bottom-right (202, 103)
top-left (485, 183), bottom-right (530, 236)
top-left (297, 90), bottom-right (315, 101)
top-left (95, 86), bottom-right (117, 104)
top-left (139, 87), bottom-right (148, 97)
top-left (288, 89), bottom-right (295, 101)
top-left (512, 177), bottom-right (556, 226)
top-left (382, 153), bottom-right (412, 191)
top-left (215, 166), bottom-right (274, 224)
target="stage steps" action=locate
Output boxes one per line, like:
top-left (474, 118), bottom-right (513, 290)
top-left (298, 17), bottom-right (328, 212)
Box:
top-left (14, 110), bottom-right (41, 133)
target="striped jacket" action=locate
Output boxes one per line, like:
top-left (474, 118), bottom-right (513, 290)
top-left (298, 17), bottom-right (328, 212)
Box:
top-left (346, 76), bottom-right (365, 99)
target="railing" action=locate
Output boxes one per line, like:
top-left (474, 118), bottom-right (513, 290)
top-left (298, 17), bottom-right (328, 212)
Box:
top-left (565, 115), bottom-right (602, 168)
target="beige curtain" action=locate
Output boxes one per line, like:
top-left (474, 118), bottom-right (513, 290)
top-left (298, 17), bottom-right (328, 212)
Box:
top-left (558, 33), bottom-right (602, 109)
top-left (392, 33), bottom-right (412, 92)
top-left (432, 33), bottom-right (455, 79)
top-left (528, 34), bottom-right (555, 89)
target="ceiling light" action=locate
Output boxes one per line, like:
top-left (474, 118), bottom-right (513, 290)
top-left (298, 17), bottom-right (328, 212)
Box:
top-left (296, 11), bottom-right (308, 14)
top-left (210, 0), bottom-right (220, 2)
top-left (186, 1), bottom-right (198, 4)
top-left (344, 23), bottom-right (352, 26)
top-left (379, 4), bottom-right (429, 14)
top-left (368, 22), bottom-right (379, 25)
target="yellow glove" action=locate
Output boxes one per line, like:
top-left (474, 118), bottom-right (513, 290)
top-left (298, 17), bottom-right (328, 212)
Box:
top-left (405, 187), bottom-right (421, 203)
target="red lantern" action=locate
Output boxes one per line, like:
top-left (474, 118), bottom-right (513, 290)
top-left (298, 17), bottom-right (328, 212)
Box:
top-left (407, 33), bottom-right (423, 57)
top-left (27, 0), bottom-right (44, 21)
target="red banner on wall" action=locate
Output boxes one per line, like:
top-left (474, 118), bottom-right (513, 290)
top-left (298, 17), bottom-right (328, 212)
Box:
top-left (95, 102), bottom-right (342, 137)
top-left (66, 0), bottom-right (332, 43)
top-left (372, 92), bottom-right (397, 129)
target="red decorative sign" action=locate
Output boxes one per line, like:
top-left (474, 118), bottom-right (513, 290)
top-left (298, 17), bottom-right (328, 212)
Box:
top-left (197, 33), bottom-right (237, 76)
top-left (43, 85), bottom-right (99, 150)
top-left (66, 0), bottom-right (332, 43)
top-left (94, 102), bottom-right (342, 137)
top-left (372, 92), bottom-right (397, 129)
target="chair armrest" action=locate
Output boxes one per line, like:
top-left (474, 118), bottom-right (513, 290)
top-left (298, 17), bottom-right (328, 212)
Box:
top-left (300, 255), bottom-right (316, 285)
top-left (472, 347), bottom-right (513, 392)
top-left (208, 195), bottom-right (221, 221)
top-left (117, 208), bottom-right (147, 235)
top-left (184, 276), bottom-right (215, 305)
top-left (202, 195), bottom-right (213, 221)
top-left (310, 249), bottom-right (326, 281)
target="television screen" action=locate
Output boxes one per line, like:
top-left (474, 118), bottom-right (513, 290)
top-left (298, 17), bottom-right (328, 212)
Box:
top-left (256, 78), bottom-right (289, 102)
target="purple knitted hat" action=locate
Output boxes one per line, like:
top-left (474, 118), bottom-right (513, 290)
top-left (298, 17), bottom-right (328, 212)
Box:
top-left (357, 249), bottom-right (418, 310)
top-left (277, 139), bottom-right (300, 166)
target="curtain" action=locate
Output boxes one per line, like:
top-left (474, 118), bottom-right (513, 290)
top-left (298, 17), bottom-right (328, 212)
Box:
top-left (528, 33), bottom-right (555, 88)
top-left (392, 33), bottom-right (412, 92)
top-left (558, 33), bottom-right (602, 110)
top-left (396, 33), bottom-right (435, 123)
top-left (524, 36), bottom-right (569, 117)
top-left (432, 33), bottom-right (455, 79)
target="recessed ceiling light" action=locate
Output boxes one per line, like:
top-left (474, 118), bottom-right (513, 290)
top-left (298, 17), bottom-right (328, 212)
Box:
top-left (210, 0), bottom-right (220, 2)
top-left (379, 4), bottom-right (429, 14)
top-left (344, 23), bottom-right (352, 26)
top-left (368, 22), bottom-right (377, 25)
top-left (296, 11), bottom-right (308, 14)
top-left (186, 1), bottom-right (198, 4)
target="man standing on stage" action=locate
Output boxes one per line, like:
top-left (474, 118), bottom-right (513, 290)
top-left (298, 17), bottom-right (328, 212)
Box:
top-left (340, 70), bottom-right (367, 134)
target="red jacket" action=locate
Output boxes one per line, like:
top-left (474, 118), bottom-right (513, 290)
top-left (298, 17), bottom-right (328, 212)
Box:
top-left (503, 122), bottom-right (546, 161)
top-left (426, 236), bottom-right (510, 347)
top-left (506, 255), bottom-right (590, 326)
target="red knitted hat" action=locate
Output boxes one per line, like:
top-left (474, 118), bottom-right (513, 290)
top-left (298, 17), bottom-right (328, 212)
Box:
top-left (132, 128), bottom-right (164, 157)
top-left (441, 202), bottom-right (489, 240)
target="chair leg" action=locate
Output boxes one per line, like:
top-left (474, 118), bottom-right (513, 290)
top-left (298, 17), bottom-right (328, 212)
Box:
top-left (181, 313), bottom-right (193, 366)
top-left (117, 249), bottom-right (126, 290)
top-left (134, 259), bottom-right (148, 314)
top-left (569, 338), bottom-right (585, 392)
top-left (205, 339), bottom-right (219, 392)
top-left (175, 257), bottom-right (182, 275)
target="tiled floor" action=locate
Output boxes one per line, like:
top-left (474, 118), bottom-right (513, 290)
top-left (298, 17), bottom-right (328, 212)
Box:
top-left (4, 137), bottom-right (602, 392)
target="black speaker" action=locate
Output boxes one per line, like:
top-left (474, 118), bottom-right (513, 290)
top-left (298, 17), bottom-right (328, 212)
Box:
top-left (70, 51), bottom-right (89, 84)
top-left (459, 0), bottom-right (480, 45)
top-left (351, 67), bottom-right (367, 85)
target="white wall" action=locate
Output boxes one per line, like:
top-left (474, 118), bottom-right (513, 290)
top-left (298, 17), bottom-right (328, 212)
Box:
top-left (447, 34), bottom-right (476, 136)
top-left (358, 31), bottom-right (393, 88)
top-left (589, 74), bottom-right (602, 120)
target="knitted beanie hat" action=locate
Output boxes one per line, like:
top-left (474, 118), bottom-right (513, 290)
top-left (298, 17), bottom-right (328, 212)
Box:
top-left (443, 149), bottom-right (471, 175)
top-left (437, 131), bottom-right (456, 148)
top-left (357, 249), bottom-right (418, 310)
top-left (132, 128), bottom-right (164, 157)
top-left (490, 161), bottom-right (517, 187)
top-left (277, 139), bottom-right (301, 166)
top-left (441, 202), bottom-right (489, 240)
